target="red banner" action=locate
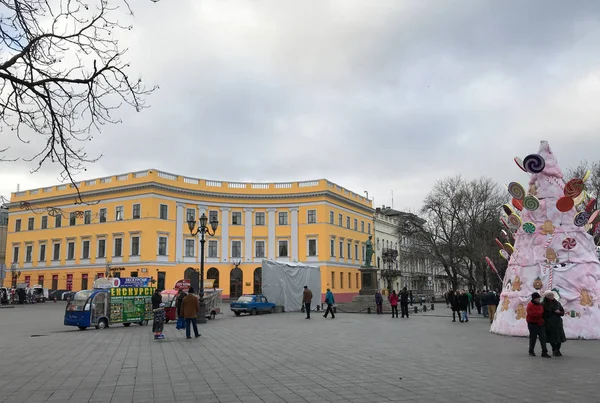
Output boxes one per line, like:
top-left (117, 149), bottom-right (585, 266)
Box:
top-left (66, 274), bottom-right (73, 291)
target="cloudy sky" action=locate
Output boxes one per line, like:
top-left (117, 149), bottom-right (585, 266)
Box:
top-left (2, 0), bottom-right (600, 212)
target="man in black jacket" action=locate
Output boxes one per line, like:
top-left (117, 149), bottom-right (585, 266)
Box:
top-left (400, 287), bottom-right (410, 318)
top-left (151, 289), bottom-right (162, 310)
top-left (480, 290), bottom-right (489, 318)
top-left (458, 290), bottom-right (469, 322)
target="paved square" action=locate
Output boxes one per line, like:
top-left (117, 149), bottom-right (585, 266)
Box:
top-left (0, 303), bottom-right (598, 402)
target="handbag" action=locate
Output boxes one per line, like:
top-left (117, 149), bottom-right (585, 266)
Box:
top-left (176, 317), bottom-right (185, 330)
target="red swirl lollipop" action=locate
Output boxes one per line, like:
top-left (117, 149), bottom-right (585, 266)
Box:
top-left (562, 237), bottom-right (577, 250)
top-left (556, 197), bottom-right (574, 212)
top-left (564, 178), bottom-right (585, 198)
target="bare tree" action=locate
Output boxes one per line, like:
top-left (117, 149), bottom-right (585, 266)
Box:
top-left (0, 0), bottom-right (156, 202)
top-left (456, 178), bottom-right (506, 289)
top-left (398, 176), bottom-right (470, 290)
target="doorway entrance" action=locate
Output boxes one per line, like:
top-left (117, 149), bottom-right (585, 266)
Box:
top-left (253, 267), bottom-right (262, 294)
top-left (230, 267), bottom-right (243, 299)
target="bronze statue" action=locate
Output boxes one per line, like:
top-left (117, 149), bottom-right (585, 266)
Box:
top-left (364, 235), bottom-right (374, 267)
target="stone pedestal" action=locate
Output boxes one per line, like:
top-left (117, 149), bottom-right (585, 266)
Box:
top-left (358, 266), bottom-right (378, 295)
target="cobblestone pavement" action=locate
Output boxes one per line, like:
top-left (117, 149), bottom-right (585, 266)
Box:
top-left (0, 303), bottom-right (598, 403)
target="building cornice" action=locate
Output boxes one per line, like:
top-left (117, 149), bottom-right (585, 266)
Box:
top-left (7, 182), bottom-right (374, 214)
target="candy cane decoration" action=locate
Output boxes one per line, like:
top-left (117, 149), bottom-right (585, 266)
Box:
top-left (543, 229), bottom-right (556, 275)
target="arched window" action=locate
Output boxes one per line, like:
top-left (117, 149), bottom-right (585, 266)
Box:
top-left (207, 267), bottom-right (219, 289)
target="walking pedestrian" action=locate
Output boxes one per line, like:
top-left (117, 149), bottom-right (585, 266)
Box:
top-left (303, 286), bottom-right (313, 319)
top-left (486, 289), bottom-right (497, 323)
top-left (400, 287), bottom-right (410, 318)
top-left (375, 290), bottom-right (383, 314)
top-left (450, 291), bottom-right (460, 322)
top-left (480, 290), bottom-right (489, 317)
top-left (409, 290), bottom-right (413, 305)
top-left (389, 290), bottom-right (399, 318)
top-left (151, 288), bottom-right (162, 310)
top-left (153, 302), bottom-right (166, 340)
top-left (466, 289), bottom-right (473, 314)
top-left (474, 289), bottom-right (482, 314)
top-left (182, 287), bottom-right (200, 339)
top-left (458, 290), bottom-right (469, 322)
top-left (542, 290), bottom-right (566, 356)
top-left (175, 289), bottom-right (186, 318)
top-left (527, 292), bottom-right (550, 358)
top-left (323, 288), bottom-right (335, 319)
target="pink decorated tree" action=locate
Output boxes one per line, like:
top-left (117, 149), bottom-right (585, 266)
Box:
top-left (490, 141), bottom-right (600, 339)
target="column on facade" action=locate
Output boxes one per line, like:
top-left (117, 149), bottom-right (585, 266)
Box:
top-left (197, 205), bottom-right (207, 262)
top-left (220, 207), bottom-right (230, 261)
top-left (244, 208), bottom-right (253, 261)
top-left (176, 203), bottom-right (184, 262)
top-left (267, 208), bottom-right (276, 259)
top-left (290, 207), bottom-right (299, 261)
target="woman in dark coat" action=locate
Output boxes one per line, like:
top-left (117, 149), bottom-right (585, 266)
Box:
top-left (542, 290), bottom-right (566, 356)
top-left (449, 291), bottom-right (460, 322)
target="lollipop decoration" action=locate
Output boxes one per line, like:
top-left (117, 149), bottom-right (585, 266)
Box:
top-left (523, 195), bottom-right (540, 211)
top-left (485, 256), bottom-right (503, 282)
top-left (508, 182), bottom-right (526, 200)
top-left (501, 229), bottom-right (509, 240)
top-left (522, 222), bottom-right (536, 234)
top-left (499, 249), bottom-right (510, 260)
top-left (514, 157), bottom-right (527, 172)
top-left (523, 154), bottom-right (546, 173)
top-left (495, 238), bottom-right (504, 249)
top-left (507, 214), bottom-right (522, 228)
top-left (562, 237), bottom-right (577, 264)
top-left (573, 190), bottom-right (587, 207)
top-left (512, 198), bottom-right (523, 211)
top-left (556, 196), bottom-right (574, 213)
top-left (588, 210), bottom-right (599, 225)
top-left (564, 178), bottom-right (585, 198)
top-left (573, 211), bottom-right (591, 227)
top-left (586, 198), bottom-right (597, 213)
top-left (503, 243), bottom-right (514, 255)
top-left (502, 204), bottom-right (515, 216)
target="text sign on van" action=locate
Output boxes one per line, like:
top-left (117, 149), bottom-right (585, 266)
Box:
top-left (118, 277), bottom-right (151, 288)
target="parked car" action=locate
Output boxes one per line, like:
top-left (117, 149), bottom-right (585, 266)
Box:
top-left (230, 294), bottom-right (276, 316)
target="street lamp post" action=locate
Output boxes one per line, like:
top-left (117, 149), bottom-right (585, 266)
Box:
top-left (187, 212), bottom-right (218, 325)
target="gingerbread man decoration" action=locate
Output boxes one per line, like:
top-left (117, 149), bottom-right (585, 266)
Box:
top-left (580, 290), bottom-right (593, 306)
top-left (515, 303), bottom-right (526, 320)
top-left (501, 296), bottom-right (510, 312)
top-left (546, 248), bottom-right (558, 264)
top-left (511, 276), bottom-right (522, 291)
top-left (541, 220), bottom-right (555, 235)
top-left (528, 184), bottom-right (538, 196)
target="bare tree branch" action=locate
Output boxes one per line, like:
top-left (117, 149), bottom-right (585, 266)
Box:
top-left (0, 0), bottom-right (157, 202)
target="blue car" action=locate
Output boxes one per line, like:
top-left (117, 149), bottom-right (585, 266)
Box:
top-left (230, 294), bottom-right (276, 316)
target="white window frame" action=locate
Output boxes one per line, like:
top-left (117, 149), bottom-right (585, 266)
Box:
top-left (207, 240), bottom-right (219, 258)
top-left (184, 238), bottom-right (196, 257)
top-left (307, 238), bottom-right (318, 257)
top-left (67, 241), bottom-right (75, 260)
top-left (232, 212), bottom-right (242, 226)
top-left (39, 242), bottom-right (47, 263)
top-left (231, 240), bottom-right (242, 258)
top-left (159, 204), bottom-right (168, 220)
top-left (131, 235), bottom-right (140, 257)
top-left (25, 244), bottom-right (33, 263)
top-left (330, 239), bottom-right (335, 257)
top-left (97, 238), bottom-right (106, 258)
top-left (255, 212), bottom-right (266, 226)
top-left (82, 239), bottom-right (90, 260)
top-left (307, 210), bottom-right (317, 224)
top-left (255, 240), bottom-right (265, 258)
top-left (278, 211), bottom-right (288, 225)
top-left (278, 240), bottom-right (289, 257)
top-left (113, 237), bottom-right (123, 257)
top-left (132, 204), bottom-right (141, 219)
top-left (158, 236), bottom-right (168, 256)
top-left (115, 206), bottom-right (124, 221)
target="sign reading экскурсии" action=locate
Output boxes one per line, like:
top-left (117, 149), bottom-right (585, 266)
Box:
top-left (93, 277), bottom-right (152, 289)
top-left (110, 287), bottom-right (155, 297)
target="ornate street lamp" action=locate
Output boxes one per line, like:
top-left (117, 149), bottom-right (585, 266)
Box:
top-left (187, 212), bottom-right (218, 324)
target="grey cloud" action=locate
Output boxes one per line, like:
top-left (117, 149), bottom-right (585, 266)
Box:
top-left (3, 0), bottom-right (600, 210)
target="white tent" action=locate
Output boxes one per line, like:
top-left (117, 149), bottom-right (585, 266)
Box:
top-left (261, 259), bottom-right (321, 312)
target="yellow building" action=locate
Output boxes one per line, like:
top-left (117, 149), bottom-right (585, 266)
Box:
top-left (3, 169), bottom-right (374, 301)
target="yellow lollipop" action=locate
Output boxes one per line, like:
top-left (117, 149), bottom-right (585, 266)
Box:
top-left (583, 170), bottom-right (591, 182)
top-left (573, 190), bottom-right (587, 206)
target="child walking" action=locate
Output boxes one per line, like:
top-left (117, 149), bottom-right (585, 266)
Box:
top-left (153, 302), bottom-right (166, 340)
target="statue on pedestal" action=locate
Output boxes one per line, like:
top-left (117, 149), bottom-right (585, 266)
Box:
top-left (364, 235), bottom-right (374, 267)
